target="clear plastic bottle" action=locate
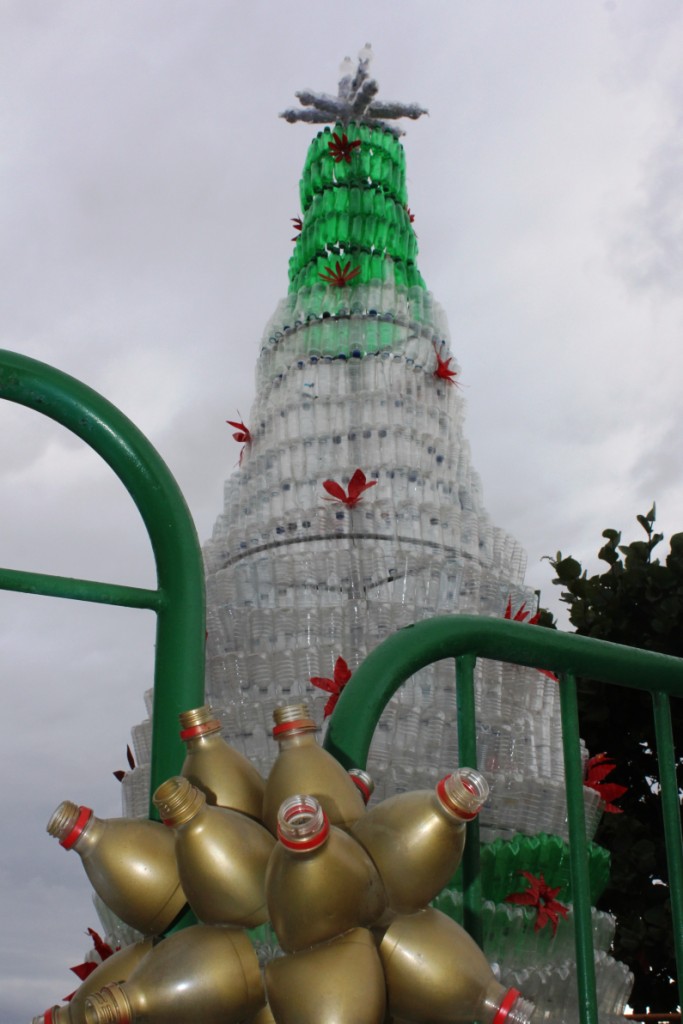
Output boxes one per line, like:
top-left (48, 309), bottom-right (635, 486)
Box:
top-left (153, 776), bottom-right (273, 928)
top-left (179, 705), bottom-right (265, 819)
top-left (265, 794), bottom-right (386, 952)
top-left (379, 908), bottom-right (535, 1024)
top-left (262, 704), bottom-right (366, 834)
top-left (351, 768), bottom-right (488, 913)
top-left (46, 802), bottom-right (185, 936)
top-left (265, 927), bottom-right (386, 1024)
top-left (83, 925), bottom-right (264, 1024)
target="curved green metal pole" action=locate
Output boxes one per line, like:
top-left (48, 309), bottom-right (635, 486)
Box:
top-left (0, 350), bottom-right (206, 813)
top-left (324, 614), bottom-right (683, 769)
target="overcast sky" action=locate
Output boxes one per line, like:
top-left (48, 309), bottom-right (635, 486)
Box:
top-left (2, 2), bottom-right (683, 1019)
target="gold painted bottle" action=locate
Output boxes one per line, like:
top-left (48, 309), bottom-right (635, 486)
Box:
top-left (83, 925), bottom-right (264, 1024)
top-left (179, 705), bottom-right (264, 819)
top-left (244, 1003), bottom-right (277, 1024)
top-left (34, 940), bottom-right (153, 1024)
top-left (378, 908), bottom-right (535, 1024)
top-left (265, 927), bottom-right (386, 1024)
top-left (265, 794), bottom-right (386, 952)
top-left (153, 775), bottom-right (274, 927)
top-left (262, 704), bottom-right (365, 834)
top-left (351, 767), bottom-right (489, 913)
top-left (46, 801), bottom-right (186, 936)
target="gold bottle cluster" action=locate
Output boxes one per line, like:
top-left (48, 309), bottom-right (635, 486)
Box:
top-left (41, 701), bottom-right (535, 1024)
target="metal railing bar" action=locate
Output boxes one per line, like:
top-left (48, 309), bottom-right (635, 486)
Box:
top-left (0, 565), bottom-right (163, 610)
top-left (455, 653), bottom-right (482, 946)
top-left (651, 690), bottom-right (683, 1013)
top-left (0, 350), bottom-right (206, 813)
top-left (559, 670), bottom-right (599, 1024)
top-left (325, 615), bottom-right (683, 771)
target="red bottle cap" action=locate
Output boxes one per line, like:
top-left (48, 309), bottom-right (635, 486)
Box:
top-left (179, 719), bottom-right (221, 741)
top-left (493, 988), bottom-right (522, 1024)
top-left (59, 806), bottom-right (93, 849)
top-left (272, 718), bottom-right (315, 739)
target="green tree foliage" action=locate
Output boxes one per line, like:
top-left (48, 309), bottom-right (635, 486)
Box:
top-left (549, 506), bottom-right (683, 1012)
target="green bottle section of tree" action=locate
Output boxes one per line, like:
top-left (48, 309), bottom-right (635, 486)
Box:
top-left (549, 505), bottom-right (683, 1013)
top-left (289, 122), bottom-right (424, 293)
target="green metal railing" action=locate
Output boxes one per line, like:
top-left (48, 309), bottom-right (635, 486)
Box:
top-left (324, 615), bottom-right (683, 1024)
top-left (0, 349), bottom-right (206, 805)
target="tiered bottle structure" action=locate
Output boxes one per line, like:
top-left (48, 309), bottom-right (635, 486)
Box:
top-left (194, 48), bottom-right (634, 1021)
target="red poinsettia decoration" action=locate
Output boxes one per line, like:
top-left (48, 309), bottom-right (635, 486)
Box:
top-left (433, 343), bottom-right (459, 386)
top-left (504, 872), bottom-right (569, 936)
top-left (226, 418), bottom-right (251, 445)
top-left (113, 744), bottom-right (135, 783)
top-left (310, 656), bottom-right (352, 718)
top-left (64, 929), bottom-right (116, 1000)
top-left (318, 260), bottom-right (362, 287)
top-left (322, 469), bottom-right (377, 508)
top-left (226, 418), bottom-right (252, 465)
top-left (291, 216), bottom-right (303, 241)
top-left (504, 597), bottom-right (541, 625)
top-left (328, 132), bottom-right (361, 164)
top-left (584, 752), bottom-right (627, 813)
top-left (406, 206), bottom-right (415, 224)
top-left (503, 597), bottom-right (557, 681)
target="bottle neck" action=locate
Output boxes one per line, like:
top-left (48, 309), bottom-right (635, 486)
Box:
top-left (179, 722), bottom-right (222, 746)
top-left (348, 768), bottom-right (374, 804)
top-left (153, 776), bottom-right (206, 827)
top-left (273, 721), bottom-right (318, 750)
top-left (436, 768), bottom-right (489, 822)
top-left (483, 986), bottom-right (535, 1024)
top-left (46, 801), bottom-right (103, 854)
top-left (84, 983), bottom-right (132, 1024)
top-left (277, 795), bottom-right (330, 851)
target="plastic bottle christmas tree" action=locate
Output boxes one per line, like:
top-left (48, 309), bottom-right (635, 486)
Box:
top-left (122, 46), bottom-right (633, 1022)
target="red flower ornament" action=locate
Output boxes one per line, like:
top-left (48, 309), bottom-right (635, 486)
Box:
top-left (328, 132), bottom-right (361, 164)
top-left (291, 216), bottom-right (303, 241)
top-left (503, 597), bottom-right (557, 681)
top-left (113, 744), bottom-right (136, 783)
top-left (433, 344), bottom-right (459, 386)
top-left (504, 597), bottom-right (541, 625)
top-left (504, 872), bottom-right (569, 936)
top-left (584, 753), bottom-right (627, 814)
top-left (406, 206), bottom-right (415, 223)
top-left (310, 656), bottom-right (352, 718)
top-left (65, 929), bottom-right (116, 1000)
top-left (226, 418), bottom-right (252, 465)
top-left (318, 260), bottom-right (362, 287)
top-left (322, 469), bottom-right (377, 508)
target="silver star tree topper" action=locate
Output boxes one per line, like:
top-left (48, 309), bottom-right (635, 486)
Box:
top-left (280, 44), bottom-right (427, 137)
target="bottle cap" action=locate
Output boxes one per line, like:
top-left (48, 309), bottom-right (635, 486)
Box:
top-left (153, 776), bottom-right (205, 827)
top-left (492, 988), bottom-right (535, 1024)
top-left (277, 795), bottom-right (330, 851)
top-left (437, 768), bottom-right (489, 821)
top-left (46, 801), bottom-right (93, 849)
top-left (272, 703), bottom-right (317, 738)
top-left (178, 705), bottom-right (222, 740)
top-left (348, 768), bottom-right (374, 804)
